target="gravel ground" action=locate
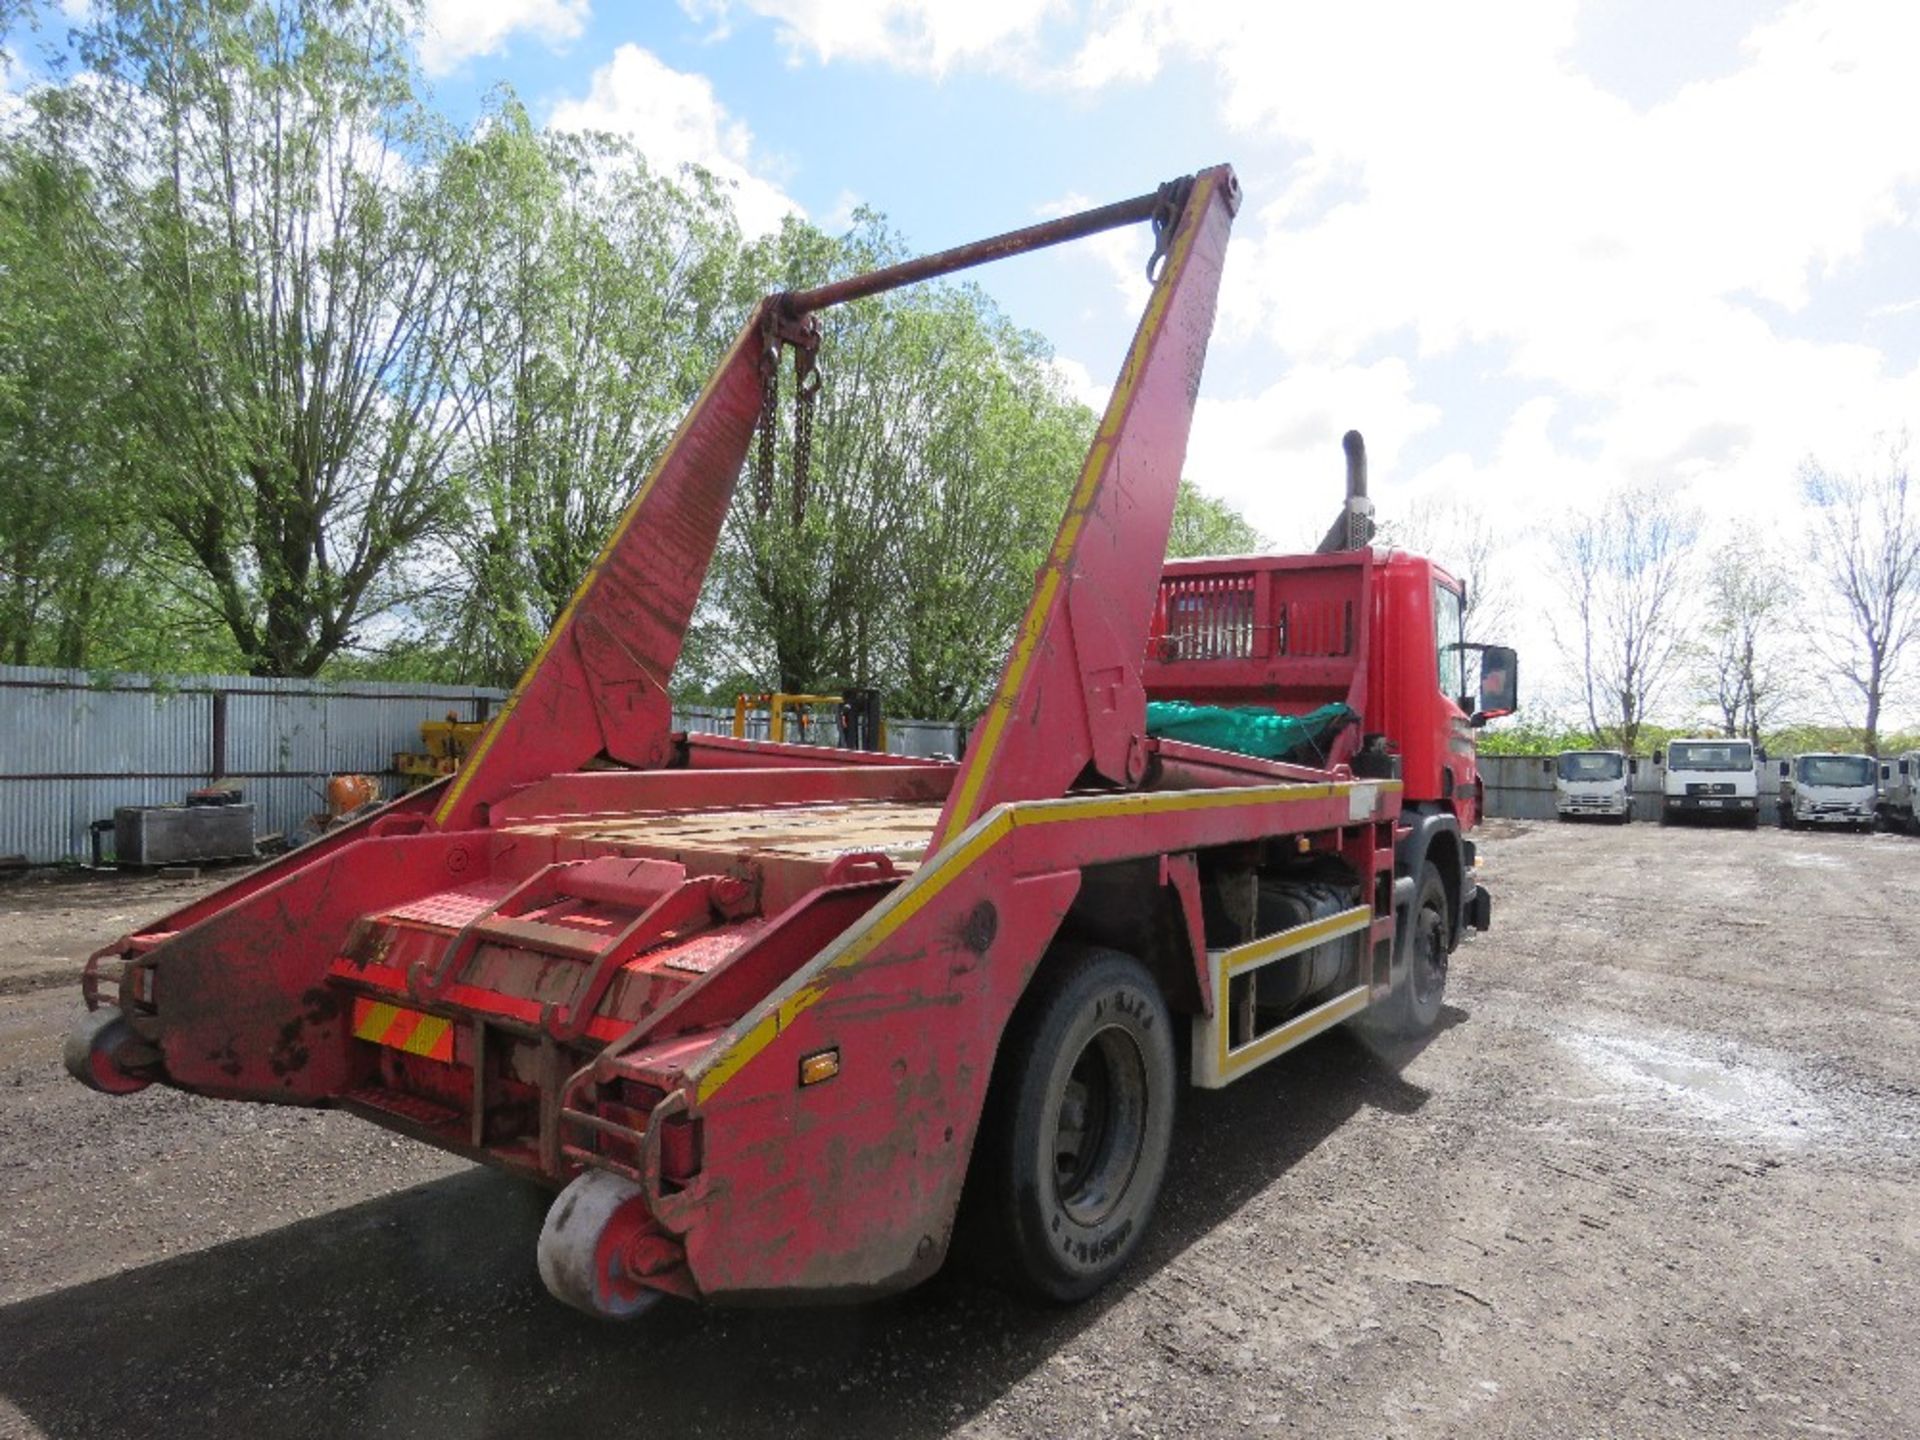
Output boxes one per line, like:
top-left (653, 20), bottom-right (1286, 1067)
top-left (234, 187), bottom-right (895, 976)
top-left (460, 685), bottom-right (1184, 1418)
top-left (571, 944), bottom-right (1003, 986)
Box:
top-left (1, 820), bottom-right (1917, 1440)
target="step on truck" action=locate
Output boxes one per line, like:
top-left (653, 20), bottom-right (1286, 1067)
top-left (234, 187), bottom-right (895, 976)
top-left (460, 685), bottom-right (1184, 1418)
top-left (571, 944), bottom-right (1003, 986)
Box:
top-left (1778, 753), bottom-right (1877, 831)
top-left (1655, 738), bottom-right (1761, 827)
top-left (1551, 750), bottom-right (1634, 822)
top-left (65, 166), bottom-right (1516, 1318)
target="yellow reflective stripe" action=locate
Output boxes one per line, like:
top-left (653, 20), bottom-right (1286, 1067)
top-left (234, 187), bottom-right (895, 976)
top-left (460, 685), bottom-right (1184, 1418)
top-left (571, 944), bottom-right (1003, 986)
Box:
top-left (1219, 985), bottom-right (1371, 1078)
top-left (694, 776), bottom-right (1399, 1102)
top-left (941, 173), bottom-right (1218, 838)
top-left (400, 1015), bottom-right (452, 1058)
top-left (1221, 905), bottom-right (1372, 978)
top-left (436, 318), bottom-right (763, 827)
top-left (352, 1001), bottom-right (400, 1044)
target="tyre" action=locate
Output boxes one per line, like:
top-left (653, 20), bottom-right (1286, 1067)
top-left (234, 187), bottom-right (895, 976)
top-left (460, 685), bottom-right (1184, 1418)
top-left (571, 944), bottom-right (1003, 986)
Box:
top-left (961, 946), bottom-right (1175, 1303)
top-left (1357, 861), bottom-right (1449, 1040)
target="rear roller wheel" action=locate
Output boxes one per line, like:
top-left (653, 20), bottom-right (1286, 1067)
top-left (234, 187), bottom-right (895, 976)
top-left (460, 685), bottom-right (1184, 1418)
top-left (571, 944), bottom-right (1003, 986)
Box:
top-left (63, 1009), bottom-right (156, 1095)
top-left (537, 1169), bottom-right (671, 1319)
top-left (962, 946), bottom-right (1175, 1303)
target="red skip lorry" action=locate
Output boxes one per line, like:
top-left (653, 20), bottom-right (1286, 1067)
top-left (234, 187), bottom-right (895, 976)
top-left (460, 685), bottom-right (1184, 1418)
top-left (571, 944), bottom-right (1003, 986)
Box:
top-left (67, 166), bottom-right (1516, 1317)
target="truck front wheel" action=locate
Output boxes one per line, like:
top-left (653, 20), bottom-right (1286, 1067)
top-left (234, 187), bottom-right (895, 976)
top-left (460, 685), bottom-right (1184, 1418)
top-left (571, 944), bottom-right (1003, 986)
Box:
top-left (1357, 861), bottom-right (1450, 1041)
top-left (961, 946), bottom-right (1175, 1303)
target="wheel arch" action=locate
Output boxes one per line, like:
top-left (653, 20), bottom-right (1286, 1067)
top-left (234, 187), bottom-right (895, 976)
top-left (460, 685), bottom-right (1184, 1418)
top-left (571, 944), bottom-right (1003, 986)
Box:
top-left (1047, 853), bottom-right (1211, 1019)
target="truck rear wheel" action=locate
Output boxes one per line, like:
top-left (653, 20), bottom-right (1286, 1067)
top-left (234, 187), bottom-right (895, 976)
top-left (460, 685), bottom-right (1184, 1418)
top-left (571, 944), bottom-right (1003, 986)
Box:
top-left (961, 946), bottom-right (1175, 1303)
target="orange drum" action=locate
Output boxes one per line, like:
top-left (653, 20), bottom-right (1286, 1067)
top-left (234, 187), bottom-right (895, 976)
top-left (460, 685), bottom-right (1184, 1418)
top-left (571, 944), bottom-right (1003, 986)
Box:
top-left (325, 773), bottom-right (379, 816)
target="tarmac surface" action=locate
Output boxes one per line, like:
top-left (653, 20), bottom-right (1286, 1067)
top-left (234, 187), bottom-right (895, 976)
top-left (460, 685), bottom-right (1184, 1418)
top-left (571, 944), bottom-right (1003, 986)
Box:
top-left (2, 817), bottom-right (1917, 1438)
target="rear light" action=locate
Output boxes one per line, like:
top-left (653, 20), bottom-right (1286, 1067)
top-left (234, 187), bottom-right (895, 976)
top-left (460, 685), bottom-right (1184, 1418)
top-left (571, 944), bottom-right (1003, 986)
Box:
top-left (799, 1048), bottom-right (841, 1086)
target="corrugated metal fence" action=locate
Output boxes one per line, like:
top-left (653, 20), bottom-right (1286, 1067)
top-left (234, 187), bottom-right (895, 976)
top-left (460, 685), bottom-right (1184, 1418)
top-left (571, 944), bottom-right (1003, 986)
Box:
top-left (0, 666), bottom-right (507, 863)
top-left (0, 666), bottom-right (967, 863)
top-left (0, 666), bottom-right (1807, 860)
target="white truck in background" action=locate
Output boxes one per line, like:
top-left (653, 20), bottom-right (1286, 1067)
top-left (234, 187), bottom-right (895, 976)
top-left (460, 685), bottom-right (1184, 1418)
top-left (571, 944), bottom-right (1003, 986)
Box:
top-left (1778, 753), bottom-right (1877, 831)
top-left (1654, 738), bottom-right (1760, 828)
top-left (1552, 749), bottom-right (1635, 822)
top-left (1878, 753), bottom-right (1919, 834)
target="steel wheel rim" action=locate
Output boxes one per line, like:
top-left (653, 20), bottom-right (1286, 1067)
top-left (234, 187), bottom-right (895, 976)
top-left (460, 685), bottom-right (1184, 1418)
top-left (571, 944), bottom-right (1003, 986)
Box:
top-left (1411, 903), bottom-right (1447, 1008)
top-left (1051, 1023), bottom-right (1149, 1227)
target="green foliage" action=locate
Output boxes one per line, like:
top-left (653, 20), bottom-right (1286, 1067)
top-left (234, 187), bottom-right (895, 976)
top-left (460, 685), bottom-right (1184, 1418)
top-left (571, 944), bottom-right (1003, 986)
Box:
top-left (1, 0), bottom-right (1264, 715)
top-left (414, 101), bottom-right (748, 687)
top-left (682, 211), bottom-right (1098, 722)
top-left (1167, 479), bottom-right (1264, 558)
top-left (12, 0), bottom-right (471, 676)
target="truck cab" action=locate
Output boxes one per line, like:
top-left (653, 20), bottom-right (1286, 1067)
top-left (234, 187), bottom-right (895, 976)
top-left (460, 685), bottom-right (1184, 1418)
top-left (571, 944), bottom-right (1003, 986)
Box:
top-left (1877, 753), bottom-right (1919, 834)
top-left (1655, 738), bottom-right (1760, 827)
top-left (1552, 749), bottom-right (1633, 822)
top-left (1779, 753), bottom-right (1877, 831)
top-left (1146, 547), bottom-right (1512, 949)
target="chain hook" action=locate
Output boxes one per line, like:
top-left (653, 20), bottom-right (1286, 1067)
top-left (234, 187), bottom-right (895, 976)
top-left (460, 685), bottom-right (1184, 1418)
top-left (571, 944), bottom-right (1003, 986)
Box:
top-left (1145, 176), bottom-right (1194, 283)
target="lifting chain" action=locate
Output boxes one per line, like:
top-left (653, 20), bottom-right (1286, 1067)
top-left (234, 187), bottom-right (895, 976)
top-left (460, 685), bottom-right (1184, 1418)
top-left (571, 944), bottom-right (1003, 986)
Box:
top-left (754, 328), bottom-right (781, 519)
top-left (791, 347), bottom-right (820, 528)
top-left (754, 308), bottom-right (823, 526)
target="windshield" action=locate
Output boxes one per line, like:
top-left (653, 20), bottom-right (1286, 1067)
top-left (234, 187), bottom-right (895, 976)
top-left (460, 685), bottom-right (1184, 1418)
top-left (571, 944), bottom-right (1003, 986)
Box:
top-left (1558, 752), bottom-right (1625, 781)
top-left (1797, 755), bottom-right (1873, 787)
top-left (1667, 740), bottom-right (1752, 772)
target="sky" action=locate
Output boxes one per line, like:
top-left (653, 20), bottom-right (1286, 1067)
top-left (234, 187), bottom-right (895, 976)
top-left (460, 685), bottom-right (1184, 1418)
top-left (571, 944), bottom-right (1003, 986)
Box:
top-left (7, 0), bottom-right (1920, 727)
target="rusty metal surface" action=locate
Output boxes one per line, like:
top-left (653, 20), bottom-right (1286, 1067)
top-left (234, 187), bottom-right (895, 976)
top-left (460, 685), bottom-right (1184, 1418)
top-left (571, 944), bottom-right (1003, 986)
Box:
top-left (778, 185), bottom-right (1170, 316)
top-left (64, 164), bottom-right (1476, 1317)
top-left (516, 800), bottom-right (944, 869)
top-left (431, 309), bottom-right (774, 831)
top-left (929, 165), bottom-right (1241, 851)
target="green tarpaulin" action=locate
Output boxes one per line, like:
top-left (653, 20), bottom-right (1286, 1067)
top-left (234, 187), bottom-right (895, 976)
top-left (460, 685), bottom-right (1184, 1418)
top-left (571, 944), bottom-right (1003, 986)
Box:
top-left (1145, 701), bottom-right (1355, 764)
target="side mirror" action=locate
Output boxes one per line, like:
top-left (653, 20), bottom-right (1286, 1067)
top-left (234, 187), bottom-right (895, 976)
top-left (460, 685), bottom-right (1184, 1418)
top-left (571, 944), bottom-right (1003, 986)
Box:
top-left (1902, 759), bottom-right (1912, 776)
top-left (1471, 645), bottom-right (1517, 726)
top-left (1756, 747), bottom-right (1768, 764)
top-left (1629, 758), bottom-right (1639, 776)
top-left (1652, 749), bottom-right (1664, 767)
top-left (1883, 765), bottom-right (1893, 781)
top-left (1779, 760), bottom-right (1790, 778)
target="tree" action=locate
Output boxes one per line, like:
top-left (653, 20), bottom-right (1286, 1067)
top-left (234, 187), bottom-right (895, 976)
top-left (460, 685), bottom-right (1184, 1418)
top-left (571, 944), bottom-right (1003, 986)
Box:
top-left (685, 212), bottom-right (1093, 722)
top-left (1694, 545), bottom-right (1795, 744)
top-left (1800, 442), bottom-right (1920, 753)
top-left (1551, 486), bottom-right (1698, 750)
top-left (1167, 479), bottom-right (1263, 558)
top-left (0, 144), bottom-right (125, 664)
top-left (44, 0), bottom-right (485, 676)
top-left (420, 106), bottom-right (746, 686)
top-left (1378, 495), bottom-right (1516, 645)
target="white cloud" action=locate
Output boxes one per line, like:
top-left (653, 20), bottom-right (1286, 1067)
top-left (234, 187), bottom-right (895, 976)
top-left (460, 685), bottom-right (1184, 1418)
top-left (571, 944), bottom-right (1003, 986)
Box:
top-left (693, 0), bottom-right (1067, 75)
top-left (696, 0), bottom-right (1920, 722)
top-left (1184, 360), bottom-right (1444, 553)
top-left (548, 43), bottom-right (801, 237)
top-left (419, 0), bottom-right (590, 77)
top-left (1046, 354), bottom-right (1108, 413)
